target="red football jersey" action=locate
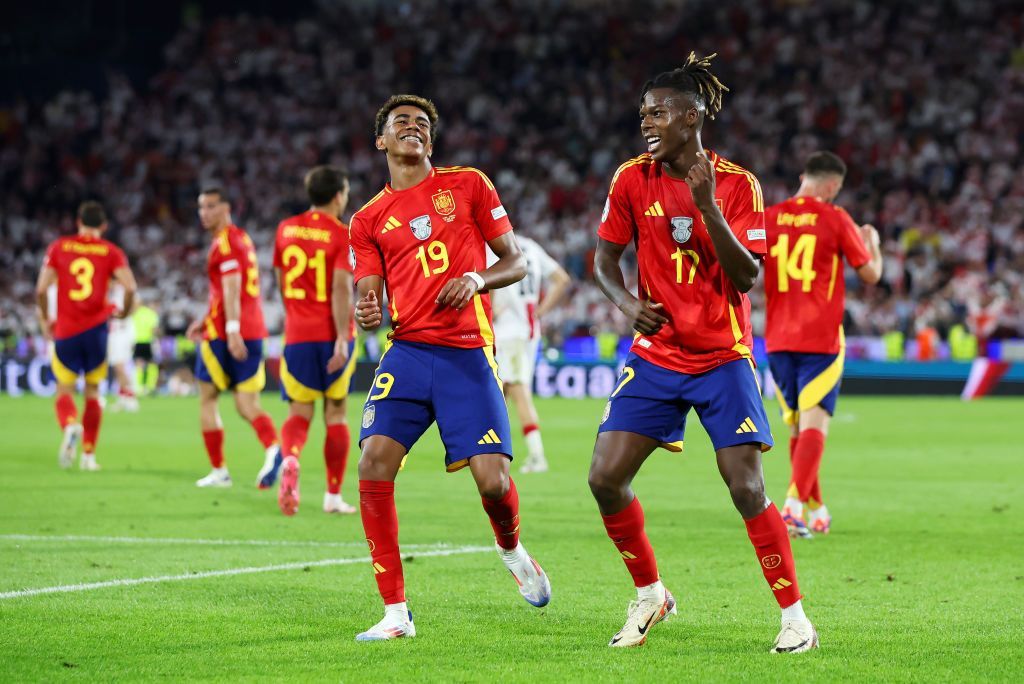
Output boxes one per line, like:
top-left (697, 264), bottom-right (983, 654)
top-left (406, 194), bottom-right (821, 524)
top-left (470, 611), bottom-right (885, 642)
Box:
top-left (350, 166), bottom-right (513, 348)
top-left (44, 235), bottom-right (128, 339)
top-left (273, 210), bottom-right (355, 344)
top-left (598, 151), bottom-right (767, 374)
top-left (763, 196), bottom-right (871, 354)
top-left (202, 225), bottom-right (267, 340)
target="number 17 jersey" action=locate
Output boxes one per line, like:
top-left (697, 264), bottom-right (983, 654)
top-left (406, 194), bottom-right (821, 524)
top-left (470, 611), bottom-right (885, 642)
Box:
top-left (349, 166), bottom-right (513, 349)
top-left (598, 151), bottom-right (767, 375)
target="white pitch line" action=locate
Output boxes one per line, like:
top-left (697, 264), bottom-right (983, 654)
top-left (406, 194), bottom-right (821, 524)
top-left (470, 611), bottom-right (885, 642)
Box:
top-left (0, 545), bottom-right (492, 600)
top-left (0, 534), bottom-right (450, 550)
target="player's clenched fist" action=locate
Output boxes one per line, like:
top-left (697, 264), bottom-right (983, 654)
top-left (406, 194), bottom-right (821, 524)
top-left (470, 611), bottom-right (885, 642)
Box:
top-left (859, 223), bottom-right (880, 251)
top-left (685, 153), bottom-right (717, 211)
top-left (436, 275), bottom-right (479, 310)
top-left (356, 290), bottom-right (383, 331)
top-left (619, 296), bottom-right (669, 336)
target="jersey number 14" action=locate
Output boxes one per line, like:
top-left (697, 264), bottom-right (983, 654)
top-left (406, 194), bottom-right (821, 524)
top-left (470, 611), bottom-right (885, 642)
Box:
top-left (770, 234), bottom-right (818, 293)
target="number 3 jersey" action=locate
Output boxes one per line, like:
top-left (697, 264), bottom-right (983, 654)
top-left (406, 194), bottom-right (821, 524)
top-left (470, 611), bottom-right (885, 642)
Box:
top-left (273, 210), bottom-right (354, 344)
top-left (349, 166), bottom-right (513, 349)
top-left (203, 225), bottom-right (267, 341)
top-left (763, 196), bottom-right (871, 355)
top-left (598, 151), bottom-right (767, 375)
top-left (43, 235), bottom-right (128, 339)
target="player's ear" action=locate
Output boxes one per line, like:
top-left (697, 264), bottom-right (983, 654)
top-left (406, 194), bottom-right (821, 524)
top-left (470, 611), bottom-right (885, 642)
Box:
top-left (375, 135), bottom-right (386, 152)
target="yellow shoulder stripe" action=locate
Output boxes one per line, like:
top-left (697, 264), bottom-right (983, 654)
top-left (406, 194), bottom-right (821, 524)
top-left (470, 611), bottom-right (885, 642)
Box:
top-left (352, 190), bottom-right (388, 224)
top-left (435, 166), bottom-right (495, 190)
top-left (609, 155), bottom-right (653, 195)
top-left (715, 160), bottom-right (764, 212)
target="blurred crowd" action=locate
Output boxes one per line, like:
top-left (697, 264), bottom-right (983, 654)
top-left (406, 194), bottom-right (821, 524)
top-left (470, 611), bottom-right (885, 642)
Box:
top-left (2, 0), bottom-right (1023, 350)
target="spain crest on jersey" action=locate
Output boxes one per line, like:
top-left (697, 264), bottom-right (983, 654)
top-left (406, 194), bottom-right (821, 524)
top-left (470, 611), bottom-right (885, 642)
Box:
top-left (431, 189), bottom-right (456, 216)
top-left (410, 215), bottom-right (432, 240)
top-left (671, 216), bottom-right (693, 244)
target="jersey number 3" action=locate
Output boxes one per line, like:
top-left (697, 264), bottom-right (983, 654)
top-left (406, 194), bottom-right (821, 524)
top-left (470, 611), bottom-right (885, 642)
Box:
top-left (68, 257), bottom-right (96, 301)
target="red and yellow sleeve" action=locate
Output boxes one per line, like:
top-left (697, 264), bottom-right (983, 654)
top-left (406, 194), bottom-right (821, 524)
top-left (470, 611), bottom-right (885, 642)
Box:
top-left (724, 174), bottom-right (766, 255)
top-left (350, 213), bottom-right (384, 282)
top-left (596, 169), bottom-right (635, 245)
top-left (471, 171), bottom-right (513, 241)
top-left (836, 207), bottom-right (871, 269)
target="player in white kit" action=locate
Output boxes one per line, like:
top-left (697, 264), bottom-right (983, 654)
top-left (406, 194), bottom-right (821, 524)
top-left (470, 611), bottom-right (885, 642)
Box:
top-left (490, 236), bottom-right (571, 473)
top-left (107, 285), bottom-right (138, 412)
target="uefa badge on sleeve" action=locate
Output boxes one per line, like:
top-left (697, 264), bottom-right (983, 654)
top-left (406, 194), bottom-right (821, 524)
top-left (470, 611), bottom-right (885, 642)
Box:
top-left (410, 215), bottom-right (432, 240)
top-left (362, 404), bottom-right (376, 429)
top-left (671, 216), bottom-right (693, 244)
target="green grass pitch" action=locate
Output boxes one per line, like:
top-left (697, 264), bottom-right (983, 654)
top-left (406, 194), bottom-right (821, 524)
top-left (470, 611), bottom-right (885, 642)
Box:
top-left (1, 394), bottom-right (1021, 681)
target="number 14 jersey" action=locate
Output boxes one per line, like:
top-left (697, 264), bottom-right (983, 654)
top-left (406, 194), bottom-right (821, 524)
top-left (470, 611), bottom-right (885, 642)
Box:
top-left (598, 151), bottom-right (767, 374)
top-left (349, 166), bottom-right (513, 349)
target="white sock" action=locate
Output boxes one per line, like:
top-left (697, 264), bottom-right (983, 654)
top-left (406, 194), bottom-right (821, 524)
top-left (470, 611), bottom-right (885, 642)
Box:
top-left (784, 497), bottom-right (803, 518)
top-left (82, 453), bottom-right (95, 461)
top-left (524, 429), bottom-right (545, 460)
top-left (385, 601), bottom-right (409, 619)
top-left (213, 466), bottom-right (229, 476)
top-left (781, 600), bottom-right (807, 623)
top-left (498, 542), bottom-right (525, 561)
top-left (636, 580), bottom-right (665, 603)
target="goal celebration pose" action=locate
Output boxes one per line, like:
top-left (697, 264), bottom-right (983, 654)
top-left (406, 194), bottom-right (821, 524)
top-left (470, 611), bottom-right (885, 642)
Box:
top-left (588, 53), bottom-right (817, 652)
top-left (349, 94), bottom-right (551, 641)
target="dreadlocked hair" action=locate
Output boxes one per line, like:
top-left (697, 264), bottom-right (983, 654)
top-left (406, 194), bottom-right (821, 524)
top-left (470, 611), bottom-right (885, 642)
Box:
top-left (640, 51), bottom-right (730, 119)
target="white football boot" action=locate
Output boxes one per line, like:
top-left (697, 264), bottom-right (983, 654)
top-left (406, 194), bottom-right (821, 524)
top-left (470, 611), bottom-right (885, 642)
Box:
top-left (196, 467), bottom-right (232, 488)
top-left (608, 586), bottom-right (677, 647)
top-left (323, 492), bottom-right (357, 514)
top-left (58, 423), bottom-right (83, 469)
top-left (256, 444), bottom-right (283, 489)
top-left (79, 453), bottom-right (101, 471)
top-left (497, 543), bottom-right (551, 607)
top-left (771, 619), bottom-right (819, 653)
top-left (355, 606), bottom-right (416, 642)
top-left (519, 454), bottom-right (549, 473)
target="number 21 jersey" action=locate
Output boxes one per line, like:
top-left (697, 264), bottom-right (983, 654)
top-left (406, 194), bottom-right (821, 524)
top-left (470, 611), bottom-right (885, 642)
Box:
top-left (598, 151), bottom-right (767, 375)
top-left (349, 166), bottom-right (513, 349)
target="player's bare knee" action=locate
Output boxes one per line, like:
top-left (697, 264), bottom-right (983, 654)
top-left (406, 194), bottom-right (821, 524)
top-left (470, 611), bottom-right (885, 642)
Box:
top-left (728, 479), bottom-right (766, 519)
top-left (477, 468), bottom-right (509, 500)
top-left (588, 468), bottom-right (625, 510)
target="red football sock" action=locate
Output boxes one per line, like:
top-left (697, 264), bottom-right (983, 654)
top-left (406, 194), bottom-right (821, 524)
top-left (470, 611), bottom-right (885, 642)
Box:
top-left (250, 413), bottom-right (278, 449)
top-left (55, 394), bottom-right (78, 429)
top-left (202, 429), bottom-right (225, 469)
top-left (481, 478), bottom-right (520, 550)
top-left (789, 434), bottom-right (799, 468)
top-left (792, 428), bottom-right (825, 504)
top-left (601, 496), bottom-right (660, 587)
top-left (82, 398), bottom-right (102, 453)
top-left (744, 503), bottom-right (802, 608)
top-left (281, 415), bottom-right (310, 459)
top-left (809, 479), bottom-right (823, 509)
top-left (522, 423), bottom-right (538, 436)
top-left (359, 480), bottom-right (405, 604)
top-left (324, 423), bottom-right (350, 495)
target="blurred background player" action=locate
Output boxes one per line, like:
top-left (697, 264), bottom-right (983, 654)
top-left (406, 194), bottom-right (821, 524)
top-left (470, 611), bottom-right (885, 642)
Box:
top-left (107, 290), bottom-right (138, 412)
top-left (350, 94), bottom-right (549, 641)
top-left (273, 165), bottom-right (358, 516)
top-left (35, 201), bottom-right (137, 471)
top-left (763, 152), bottom-right (883, 537)
top-left (489, 236), bottom-right (571, 473)
top-left (588, 53), bottom-right (816, 652)
top-left (132, 300), bottom-right (161, 397)
top-left (188, 187), bottom-right (282, 489)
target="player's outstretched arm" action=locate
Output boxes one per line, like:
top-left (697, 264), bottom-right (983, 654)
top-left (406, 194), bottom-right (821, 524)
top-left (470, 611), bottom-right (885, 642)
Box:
top-left (326, 268), bottom-right (355, 373)
top-left (855, 223), bottom-right (884, 285)
top-left (355, 275), bottom-right (384, 332)
top-left (112, 266), bottom-right (138, 319)
top-left (35, 265), bottom-right (57, 340)
top-left (594, 238), bottom-right (668, 336)
top-left (436, 232), bottom-right (526, 310)
top-left (686, 153), bottom-right (759, 292)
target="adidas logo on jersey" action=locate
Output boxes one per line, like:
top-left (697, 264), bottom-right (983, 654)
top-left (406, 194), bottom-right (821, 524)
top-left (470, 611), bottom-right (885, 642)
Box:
top-left (644, 201), bottom-right (665, 217)
top-left (381, 216), bottom-right (402, 234)
top-left (477, 429), bottom-right (502, 445)
top-left (735, 417), bottom-right (758, 434)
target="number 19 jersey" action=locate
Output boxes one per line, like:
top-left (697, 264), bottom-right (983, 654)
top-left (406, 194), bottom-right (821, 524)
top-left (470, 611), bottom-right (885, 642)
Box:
top-left (349, 166), bottom-right (513, 349)
top-left (598, 151), bottom-right (767, 375)
top-left (273, 210), bottom-right (354, 344)
top-left (763, 196), bottom-right (871, 355)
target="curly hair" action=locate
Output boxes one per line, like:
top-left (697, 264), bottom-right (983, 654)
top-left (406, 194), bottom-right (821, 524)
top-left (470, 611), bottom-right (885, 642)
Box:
top-left (374, 94), bottom-right (440, 141)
